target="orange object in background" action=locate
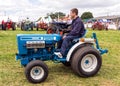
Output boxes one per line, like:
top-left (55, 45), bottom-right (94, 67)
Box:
top-left (36, 22), bottom-right (48, 30)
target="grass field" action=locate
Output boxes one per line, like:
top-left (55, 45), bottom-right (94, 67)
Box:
top-left (0, 29), bottom-right (120, 86)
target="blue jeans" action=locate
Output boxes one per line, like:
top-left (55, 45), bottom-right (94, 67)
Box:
top-left (60, 36), bottom-right (79, 56)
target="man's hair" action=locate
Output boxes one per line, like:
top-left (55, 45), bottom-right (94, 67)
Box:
top-left (71, 8), bottom-right (78, 15)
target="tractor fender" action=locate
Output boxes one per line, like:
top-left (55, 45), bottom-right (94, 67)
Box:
top-left (66, 42), bottom-right (93, 62)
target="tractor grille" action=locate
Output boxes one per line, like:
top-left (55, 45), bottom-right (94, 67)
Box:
top-left (26, 41), bottom-right (45, 48)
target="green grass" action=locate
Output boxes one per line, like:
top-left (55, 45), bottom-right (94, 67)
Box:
top-left (0, 29), bottom-right (120, 86)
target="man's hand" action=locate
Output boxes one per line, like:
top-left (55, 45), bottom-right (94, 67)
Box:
top-left (62, 27), bottom-right (71, 33)
top-left (62, 35), bottom-right (66, 39)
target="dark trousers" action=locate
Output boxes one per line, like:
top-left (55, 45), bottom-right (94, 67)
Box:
top-left (60, 36), bottom-right (79, 56)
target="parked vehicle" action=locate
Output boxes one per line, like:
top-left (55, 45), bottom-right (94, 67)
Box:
top-left (16, 23), bottom-right (108, 83)
top-left (92, 21), bottom-right (108, 30)
top-left (36, 22), bottom-right (48, 31)
top-left (1, 19), bottom-right (16, 30)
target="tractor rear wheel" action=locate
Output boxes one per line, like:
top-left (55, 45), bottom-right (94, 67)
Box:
top-left (47, 28), bottom-right (53, 34)
top-left (25, 60), bottom-right (48, 83)
top-left (36, 27), bottom-right (39, 31)
top-left (71, 46), bottom-right (102, 77)
top-left (36, 24), bottom-right (39, 31)
top-left (2, 24), bottom-right (6, 30)
top-left (30, 23), bottom-right (34, 31)
top-left (12, 23), bottom-right (16, 30)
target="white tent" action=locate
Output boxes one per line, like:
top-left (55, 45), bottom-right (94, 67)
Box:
top-left (46, 16), bottom-right (52, 23)
top-left (37, 16), bottom-right (52, 23)
top-left (108, 23), bottom-right (117, 30)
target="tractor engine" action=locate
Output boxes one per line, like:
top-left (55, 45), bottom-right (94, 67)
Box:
top-left (16, 34), bottom-right (62, 65)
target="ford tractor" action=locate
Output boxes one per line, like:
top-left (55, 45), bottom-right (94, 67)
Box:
top-left (16, 22), bottom-right (108, 83)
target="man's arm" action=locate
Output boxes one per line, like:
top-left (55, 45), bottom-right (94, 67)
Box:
top-left (62, 26), bottom-right (72, 33)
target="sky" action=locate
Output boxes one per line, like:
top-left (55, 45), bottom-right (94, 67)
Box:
top-left (0, 0), bottom-right (120, 21)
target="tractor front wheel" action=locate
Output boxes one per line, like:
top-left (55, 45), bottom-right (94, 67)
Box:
top-left (25, 60), bottom-right (48, 83)
top-left (71, 46), bottom-right (102, 77)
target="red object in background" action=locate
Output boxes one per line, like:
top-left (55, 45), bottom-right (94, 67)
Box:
top-left (6, 21), bottom-right (12, 29)
top-left (37, 22), bottom-right (48, 30)
top-left (47, 28), bottom-right (63, 36)
top-left (2, 20), bottom-right (5, 24)
top-left (1, 20), bottom-right (16, 30)
top-left (92, 21), bottom-right (108, 30)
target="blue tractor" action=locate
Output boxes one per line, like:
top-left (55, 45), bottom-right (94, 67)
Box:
top-left (16, 23), bottom-right (108, 83)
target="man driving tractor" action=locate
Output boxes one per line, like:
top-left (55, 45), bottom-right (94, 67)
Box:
top-left (54, 8), bottom-right (85, 58)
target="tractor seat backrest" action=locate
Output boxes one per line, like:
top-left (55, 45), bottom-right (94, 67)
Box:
top-left (72, 29), bottom-right (87, 43)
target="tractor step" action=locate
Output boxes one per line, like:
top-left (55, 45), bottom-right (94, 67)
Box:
top-left (53, 55), bottom-right (67, 62)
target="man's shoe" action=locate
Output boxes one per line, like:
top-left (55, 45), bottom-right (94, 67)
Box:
top-left (54, 52), bottom-right (63, 58)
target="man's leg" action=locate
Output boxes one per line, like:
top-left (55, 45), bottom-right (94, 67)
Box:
top-left (61, 36), bottom-right (79, 56)
top-left (55, 36), bottom-right (79, 58)
top-left (60, 36), bottom-right (71, 56)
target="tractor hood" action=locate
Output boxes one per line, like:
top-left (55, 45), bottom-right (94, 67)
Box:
top-left (17, 34), bottom-right (61, 42)
top-left (17, 34), bottom-right (62, 54)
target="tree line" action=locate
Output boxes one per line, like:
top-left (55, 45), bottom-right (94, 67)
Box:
top-left (38, 11), bottom-right (93, 21)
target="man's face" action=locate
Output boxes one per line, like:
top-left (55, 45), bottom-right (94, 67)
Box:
top-left (70, 11), bottom-right (75, 19)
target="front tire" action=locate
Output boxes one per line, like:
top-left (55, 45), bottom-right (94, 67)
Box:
top-left (71, 46), bottom-right (102, 77)
top-left (25, 60), bottom-right (48, 83)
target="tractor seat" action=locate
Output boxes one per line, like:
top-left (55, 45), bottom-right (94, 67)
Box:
top-left (72, 29), bottom-right (87, 43)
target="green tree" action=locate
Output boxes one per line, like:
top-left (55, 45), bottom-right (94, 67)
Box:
top-left (45, 12), bottom-right (66, 19)
top-left (81, 12), bottom-right (93, 19)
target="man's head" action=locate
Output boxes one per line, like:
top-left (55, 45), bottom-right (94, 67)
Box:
top-left (70, 8), bottom-right (78, 19)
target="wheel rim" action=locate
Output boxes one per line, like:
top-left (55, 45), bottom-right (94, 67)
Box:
top-left (30, 66), bottom-right (44, 80)
top-left (81, 54), bottom-right (98, 72)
